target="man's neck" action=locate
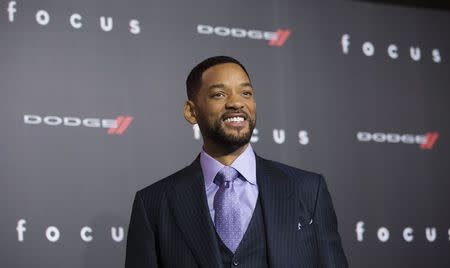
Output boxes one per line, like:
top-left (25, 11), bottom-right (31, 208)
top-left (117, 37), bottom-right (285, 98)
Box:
top-left (202, 142), bottom-right (249, 166)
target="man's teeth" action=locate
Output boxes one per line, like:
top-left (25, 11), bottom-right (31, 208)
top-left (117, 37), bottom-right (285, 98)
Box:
top-left (224, 117), bottom-right (244, 122)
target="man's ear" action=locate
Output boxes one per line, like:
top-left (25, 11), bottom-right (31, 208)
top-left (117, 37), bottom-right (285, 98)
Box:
top-left (183, 100), bottom-right (197, 125)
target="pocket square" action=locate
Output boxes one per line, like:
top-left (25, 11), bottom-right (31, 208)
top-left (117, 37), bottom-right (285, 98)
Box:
top-left (297, 218), bottom-right (313, 230)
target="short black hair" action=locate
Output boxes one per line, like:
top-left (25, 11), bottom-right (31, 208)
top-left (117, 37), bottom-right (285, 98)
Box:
top-left (186, 56), bottom-right (250, 101)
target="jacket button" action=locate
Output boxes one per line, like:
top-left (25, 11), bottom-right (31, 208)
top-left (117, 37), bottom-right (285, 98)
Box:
top-left (232, 259), bottom-right (239, 266)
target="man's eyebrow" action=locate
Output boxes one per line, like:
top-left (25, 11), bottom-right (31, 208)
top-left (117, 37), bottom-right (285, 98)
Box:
top-left (207, 82), bottom-right (253, 90)
top-left (207, 84), bottom-right (225, 90)
top-left (240, 82), bottom-right (253, 88)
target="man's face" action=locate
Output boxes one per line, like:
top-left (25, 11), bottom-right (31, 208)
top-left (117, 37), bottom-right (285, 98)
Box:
top-left (193, 63), bottom-right (257, 148)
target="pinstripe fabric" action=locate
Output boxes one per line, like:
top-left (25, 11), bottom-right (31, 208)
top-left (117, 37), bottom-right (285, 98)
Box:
top-left (257, 157), bottom-right (348, 267)
top-left (125, 153), bottom-right (348, 268)
top-left (216, 196), bottom-right (269, 268)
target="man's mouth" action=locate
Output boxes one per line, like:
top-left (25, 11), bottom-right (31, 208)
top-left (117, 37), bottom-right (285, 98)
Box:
top-left (222, 113), bottom-right (247, 127)
top-left (223, 116), bottom-right (245, 123)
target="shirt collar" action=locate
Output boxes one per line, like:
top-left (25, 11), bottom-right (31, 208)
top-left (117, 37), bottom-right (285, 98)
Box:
top-left (200, 144), bottom-right (257, 188)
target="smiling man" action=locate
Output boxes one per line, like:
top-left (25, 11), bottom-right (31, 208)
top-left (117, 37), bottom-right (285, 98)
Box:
top-left (125, 56), bottom-right (348, 268)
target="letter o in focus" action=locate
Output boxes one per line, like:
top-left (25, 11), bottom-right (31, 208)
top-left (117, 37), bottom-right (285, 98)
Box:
top-left (377, 227), bottom-right (390, 242)
top-left (46, 226), bottom-right (60, 242)
top-left (362, 42), bottom-right (375, 56)
top-left (36, 10), bottom-right (50, 25)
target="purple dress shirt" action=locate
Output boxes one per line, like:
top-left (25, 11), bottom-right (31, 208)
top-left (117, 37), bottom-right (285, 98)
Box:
top-left (200, 144), bottom-right (259, 236)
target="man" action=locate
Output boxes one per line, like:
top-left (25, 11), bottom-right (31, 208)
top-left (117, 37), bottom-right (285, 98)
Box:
top-left (125, 56), bottom-right (348, 267)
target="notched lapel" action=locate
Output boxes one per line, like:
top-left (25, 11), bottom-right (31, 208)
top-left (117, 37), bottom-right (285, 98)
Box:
top-left (256, 155), bottom-right (312, 267)
top-left (167, 156), bottom-right (222, 268)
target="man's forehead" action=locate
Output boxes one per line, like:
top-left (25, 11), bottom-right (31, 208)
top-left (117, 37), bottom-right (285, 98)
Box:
top-left (201, 63), bottom-right (250, 84)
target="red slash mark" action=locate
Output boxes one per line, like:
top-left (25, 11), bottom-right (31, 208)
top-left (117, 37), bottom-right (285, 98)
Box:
top-left (108, 116), bottom-right (133, 135)
top-left (269, 29), bottom-right (291, 47)
top-left (420, 132), bottom-right (439, 150)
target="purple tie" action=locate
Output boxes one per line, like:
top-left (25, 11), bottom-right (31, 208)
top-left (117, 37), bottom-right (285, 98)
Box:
top-left (213, 166), bottom-right (242, 253)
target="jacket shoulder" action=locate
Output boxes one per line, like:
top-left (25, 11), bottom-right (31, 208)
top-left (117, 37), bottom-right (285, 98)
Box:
top-left (138, 164), bottom-right (191, 196)
top-left (259, 157), bottom-right (325, 204)
top-left (135, 162), bottom-right (195, 213)
top-left (262, 157), bottom-right (323, 184)
top-left (259, 157), bottom-right (326, 218)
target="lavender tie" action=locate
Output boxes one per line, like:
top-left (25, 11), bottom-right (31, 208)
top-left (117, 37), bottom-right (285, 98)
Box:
top-left (213, 166), bottom-right (242, 253)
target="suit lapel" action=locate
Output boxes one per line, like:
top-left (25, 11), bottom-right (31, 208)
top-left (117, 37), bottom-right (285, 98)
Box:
top-left (167, 156), bottom-right (222, 268)
top-left (256, 155), bottom-right (310, 267)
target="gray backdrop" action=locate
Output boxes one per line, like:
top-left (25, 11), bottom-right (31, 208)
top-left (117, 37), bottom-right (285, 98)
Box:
top-left (1, 0), bottom-right (449, 267)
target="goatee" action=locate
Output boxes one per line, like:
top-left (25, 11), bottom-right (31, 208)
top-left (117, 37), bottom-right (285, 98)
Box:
top-left (199, 113), bottom-right (256, 150)
top-left (210, 119), bottom-right (255, 148)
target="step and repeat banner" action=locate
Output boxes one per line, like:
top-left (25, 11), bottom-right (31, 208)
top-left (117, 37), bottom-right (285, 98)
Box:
top-left (1, 0), bottom-right (449, 267)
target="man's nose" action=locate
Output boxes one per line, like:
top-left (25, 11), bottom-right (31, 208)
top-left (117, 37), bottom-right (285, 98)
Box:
top-left (225, 93), bottom-right (244, 109)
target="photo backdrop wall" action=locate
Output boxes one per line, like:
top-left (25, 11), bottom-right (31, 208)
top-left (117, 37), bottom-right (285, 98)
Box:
top-left (1, 0), bottom-right (449, 267)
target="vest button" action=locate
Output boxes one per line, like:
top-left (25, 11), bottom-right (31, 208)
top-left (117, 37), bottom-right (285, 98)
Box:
top-left (232, 259), bottom-right (239, 266)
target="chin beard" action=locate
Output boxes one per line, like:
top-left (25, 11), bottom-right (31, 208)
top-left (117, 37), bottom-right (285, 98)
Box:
top-left (201, 118), bottom-right (255, 150)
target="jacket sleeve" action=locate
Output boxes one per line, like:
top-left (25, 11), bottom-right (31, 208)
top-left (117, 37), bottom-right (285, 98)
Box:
top-left (314, 175), bottom-right (349, 268)
top-left (125, 191), bottom-right (159, 268)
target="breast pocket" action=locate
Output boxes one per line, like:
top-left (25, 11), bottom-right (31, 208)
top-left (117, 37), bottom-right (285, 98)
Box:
top-left (295, 218), bottom-right (319, 261)
top-left (296, 217), bottom-right (316, 241)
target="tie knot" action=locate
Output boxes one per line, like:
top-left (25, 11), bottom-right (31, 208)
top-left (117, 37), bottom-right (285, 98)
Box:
top-left (214, 166), bottom-right (239, 186)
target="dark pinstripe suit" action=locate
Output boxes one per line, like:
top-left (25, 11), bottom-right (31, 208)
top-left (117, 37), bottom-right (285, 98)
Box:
top-left (125, 154), bottom-right (348, 268)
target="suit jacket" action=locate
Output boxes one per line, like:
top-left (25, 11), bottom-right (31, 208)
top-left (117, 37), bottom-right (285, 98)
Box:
top-left (125, 153), bottom-right (348, 268)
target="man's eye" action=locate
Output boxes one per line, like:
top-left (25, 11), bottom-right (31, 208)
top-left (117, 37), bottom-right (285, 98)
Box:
top-left (243, 91), bottom-right (253, 97)
top-left (213, 93), bottom-right (224, 97)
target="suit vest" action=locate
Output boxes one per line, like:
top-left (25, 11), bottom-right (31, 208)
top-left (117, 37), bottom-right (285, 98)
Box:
top-left (214, 196), bottom-right (269, 268)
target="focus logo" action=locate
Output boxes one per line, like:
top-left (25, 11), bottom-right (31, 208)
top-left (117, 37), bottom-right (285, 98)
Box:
top-left (355, 221), bottom-right (450, 243)
top-left (6, 1), bottom-right (141, 35)
top-left (192, 125), bottom-right (310, 145)
top-left (340, 34), bottom-right (442, 63)
top-left (356, 131), bottom-right (439, 150)
top-left (16, 219), bottom-right (125, 243)
top-left (24, 114), bottom-right (133, 135)
top-left (197, 24), bottom-right (291, 47)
